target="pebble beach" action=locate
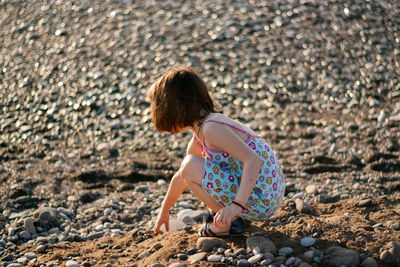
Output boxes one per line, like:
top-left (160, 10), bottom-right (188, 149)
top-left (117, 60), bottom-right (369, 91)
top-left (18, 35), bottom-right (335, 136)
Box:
top-left (0, 0), bottom-right (399, 266)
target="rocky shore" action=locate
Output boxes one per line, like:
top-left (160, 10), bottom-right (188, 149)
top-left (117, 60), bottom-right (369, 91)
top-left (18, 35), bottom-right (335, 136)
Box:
top-left (1, 0), bottom-right (399, 266)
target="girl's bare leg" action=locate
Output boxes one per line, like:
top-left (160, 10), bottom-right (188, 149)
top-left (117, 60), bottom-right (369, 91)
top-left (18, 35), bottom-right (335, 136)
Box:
top-left (180, 154), bottom-right (230, 233)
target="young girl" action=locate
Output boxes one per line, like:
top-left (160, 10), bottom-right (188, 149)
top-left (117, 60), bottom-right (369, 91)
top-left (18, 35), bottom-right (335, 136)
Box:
top-left (148, 66), bottom-right (285, 236)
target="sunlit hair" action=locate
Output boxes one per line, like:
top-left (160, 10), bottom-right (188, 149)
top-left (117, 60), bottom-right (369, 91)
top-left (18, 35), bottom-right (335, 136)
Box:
top-left (147, 66), bottom-right (219, 133)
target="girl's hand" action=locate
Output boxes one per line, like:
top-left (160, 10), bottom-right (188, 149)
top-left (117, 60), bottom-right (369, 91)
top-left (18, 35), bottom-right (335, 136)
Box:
top-left (153, 211), bottom-right (169, 234)
top-left (213, 204), bottom-right (242, 228)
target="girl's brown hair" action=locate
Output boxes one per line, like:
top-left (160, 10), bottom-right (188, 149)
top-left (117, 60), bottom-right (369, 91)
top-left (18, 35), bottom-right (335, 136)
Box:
top-left (147, 66), bottom-right (219, 133)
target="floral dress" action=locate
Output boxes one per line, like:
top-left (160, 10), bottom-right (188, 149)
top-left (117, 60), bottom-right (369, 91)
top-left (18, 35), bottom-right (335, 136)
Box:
top-left (196, 119), bottom-right (285, 221)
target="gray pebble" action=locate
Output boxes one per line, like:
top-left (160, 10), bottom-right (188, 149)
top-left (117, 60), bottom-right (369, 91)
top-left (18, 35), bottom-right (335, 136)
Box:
top-left (236, 259), bottom-right (250, 267)
top-left (19, 231), bottom-right (32, 239)
top-left (24, 252), bottom-right (36, 260)
top-left (278, 247), bottom-right (293, 256)
top-left (300, 237), bottom-right (316, 247)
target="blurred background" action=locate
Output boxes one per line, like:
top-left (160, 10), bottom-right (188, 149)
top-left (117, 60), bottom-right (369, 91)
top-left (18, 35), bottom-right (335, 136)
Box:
top-left (0, 0), bottom-right (399, 201)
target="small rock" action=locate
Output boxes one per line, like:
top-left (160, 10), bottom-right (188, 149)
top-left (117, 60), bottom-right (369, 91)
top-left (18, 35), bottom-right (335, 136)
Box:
top-left (157, 179), bottom-right (167, 186)
top-left (138, 251), bottom-right (150, 259)
top-left (298, 263), bottom-right (312, 267)
top-left (380, 250), bottom-right (394, 263)
top-left (361, 257), bottom-right (378, 267)
top-left (285, 256), bottom-right (296, 266)
top-left (300, 237), bottom-right (316, 247)
top-left (24, 252), bottom-right (36, 260)
top-left (246, 236), bottom-right (277, 254)
top-left (248, 254), bottom-right (263, 264)
top-left (19, 231), bottom-right (31, 239)
top-left (390, 223), bottom-right (400, 230)
top-left (236, 259), bottom-right (250, 267)
top-left (387, 241), bottom-right (400, 259)
top-left (177, 253), bottom-right (187, 260)
top-left (263, 252), bottom-right (274, 260)
top-left (325, 246), bottom-right (360, 266)
top-left (259, 259), bottom-right (272, 265)
top-left (292, 192), bottom-right (305, 199)
top-left (188, 252), bottom-right (207, 264)
top-left (278, 247), bottom-right (293, 256)
top-left (167, 263), bottom-right (186, 267)
top-left (24, 218), bottom-right (36, 234)
top-left (36, 245), bottom-right (46, 254)
top-left (303, 251), bottom-right (315, 262)
top-left (357, 199), bottom-right (373, 207)
top-left (295, 198), bottom-right (313, 214)
top-left (104, 208), bottom-right (112, 216)
top-left (66, 260), bottom-right (79, 267)
top-left (197, 237), bottom-right (227, 252)
top-left (207, 254), bottom-right (222, 262)
top-left (305, 184), bottom-right (317, 194)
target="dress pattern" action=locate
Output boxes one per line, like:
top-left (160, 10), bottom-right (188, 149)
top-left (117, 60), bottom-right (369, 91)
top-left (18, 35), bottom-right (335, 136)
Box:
top-left (198, 119), bottom-right (285, 221)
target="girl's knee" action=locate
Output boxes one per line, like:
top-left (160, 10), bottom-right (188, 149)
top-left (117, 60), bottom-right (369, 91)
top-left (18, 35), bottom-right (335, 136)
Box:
top-left (180, 154), bottom-right (204, 183)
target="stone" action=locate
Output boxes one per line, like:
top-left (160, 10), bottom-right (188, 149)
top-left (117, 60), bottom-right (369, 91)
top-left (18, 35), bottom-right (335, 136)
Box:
top-left (380, 250), bottom-right (394, 263)
top-left (387, 241), bottom-right (400, 259)
top-left (357, 199), bottom-right (373, 207)
top-left (390, 223), bottom-right (400, 230)
top-left (292, 192), bottom-right (305, 199)
top-left (300, 237), bottom-right (316, 247)
top-left (24, 218), bottom-right (36, 234)
top-left (19, 231), bottom-right (31, 239)
top-left (236, 259), bottom-right (250, 267)
top-left (361, 257), bottom-right (378, 267)
top-left (305, 184), bottom-right (317, 194)
top-left (35, 207), bottom-right (58, 223)
top-left (197, 237), bottom-right (227, 252)
top-left (278, 247), bottom-right (293, 256)
top-left (324, 246), bottom-right (360, 266)
top-left (295, 198), bottom-right (313, 214)
top-left (303, 251), bottom-right (315, 262)
top-left (260, 259), bottom-right (272, 265)
top-left (138, 251), bottom-right (150, 259)
top-left (24, 252), bottom-right (36, 260)
top-left (66, 260), bottom-right (79, 267)
top-left (298, 263), bottom-right (312, 267)
top-left (246, 236), bottom-right (277, 254)
top-left (188, 252), bottom-right (207, 264)
top-left (167, 264), bottom-right (186, 267)
top-left (286, 257), bottom-right (296, 265)
top-left (207, 254), bottom-right (222, 262)
top-left (6, 264), bottom-right (22, 267)
top-left (263, 252), bottom-right (274, 260)
top-left (36, 245), bottom-right (46, 253)
top-left (248, 254), bottom-right (263, 264)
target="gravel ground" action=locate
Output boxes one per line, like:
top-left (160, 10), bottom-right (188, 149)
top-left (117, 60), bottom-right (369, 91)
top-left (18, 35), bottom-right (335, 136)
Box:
top-left (0, 0), bottom-right (399, 266)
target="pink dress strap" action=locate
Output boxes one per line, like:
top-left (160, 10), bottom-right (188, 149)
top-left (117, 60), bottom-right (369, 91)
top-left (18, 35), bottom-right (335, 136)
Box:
top-left (198, 119), bottom-right (261, 154)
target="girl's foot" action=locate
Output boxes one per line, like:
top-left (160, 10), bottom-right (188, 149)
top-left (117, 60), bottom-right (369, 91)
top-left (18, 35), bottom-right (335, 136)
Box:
top-left (208, 221), bottom-right (230, 234)
top-left (198, 216), bottom-right (245, 237)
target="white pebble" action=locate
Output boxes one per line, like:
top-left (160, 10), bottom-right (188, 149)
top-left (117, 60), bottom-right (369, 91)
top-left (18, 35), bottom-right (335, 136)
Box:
top-left (66, 260), bottom-right (79, 267)
top-left (207, 254), bottom-right (222, 262)
top-left (104, 208), bottom-right (112, 216)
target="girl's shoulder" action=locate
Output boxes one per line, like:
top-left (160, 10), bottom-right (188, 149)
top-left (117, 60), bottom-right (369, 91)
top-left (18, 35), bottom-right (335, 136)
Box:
top-left (203, 113), bottom-right (259, 137)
